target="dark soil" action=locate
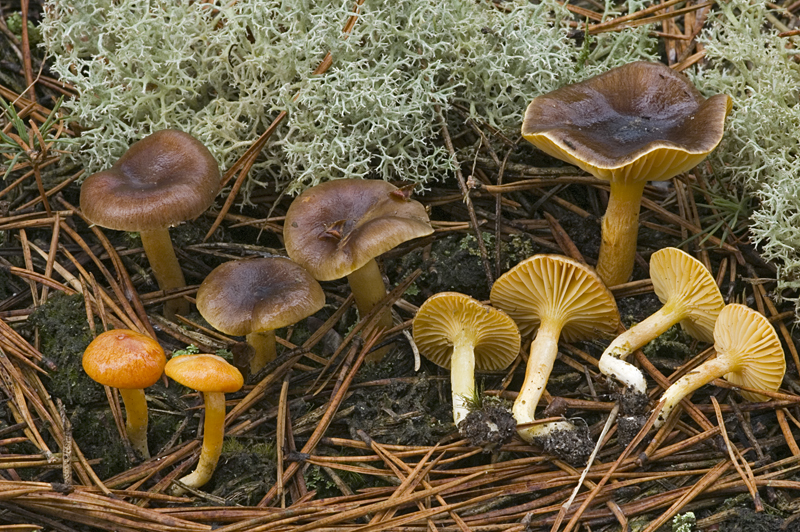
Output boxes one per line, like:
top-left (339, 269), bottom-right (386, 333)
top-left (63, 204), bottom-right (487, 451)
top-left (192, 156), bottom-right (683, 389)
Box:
top-left (458, 402), bottom-right (517, 452)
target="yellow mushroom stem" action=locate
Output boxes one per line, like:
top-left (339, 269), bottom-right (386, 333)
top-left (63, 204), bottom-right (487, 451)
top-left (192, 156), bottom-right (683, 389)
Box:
top-left (656, 353), bottom-right (737, 428)
top-left (599, 300), bottom-right (686, 394)
top-left (346, 257), bottom-right (393, 362)
top-left (514, 318), bottom-right (578, 442)
top-left (140, 228), bottom-right (189, 320)
top-left (246, 330), bottom-right (276, 376)
top-left (174, 391), bottom-right (226, 493)
top-left (118, 387), bottom-right (151, 460)
top-left (596, 179), bottom-right (648, 287)
top-left (450, 331), bottom-right (477, 426)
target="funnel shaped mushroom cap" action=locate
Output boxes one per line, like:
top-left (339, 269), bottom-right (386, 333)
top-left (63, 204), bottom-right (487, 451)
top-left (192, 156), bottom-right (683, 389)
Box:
top-left (80, 130), bottom-right (221, 232)
top-left (413, 292), bottom-right (520, 371)
top-left (82, 329), bottom-right (166, 389)
top-left (284, 179), bottom-right (433, 281)
top-left (522, 61), bottom-right (731, 185)
top-left (490, 255), bottom-right (619, 340)
top-left (165, 354), bottom-right (243, 394)
top-left (715, 304), bottom-right (785, 402)
top-left (196, 257), bottom-right (325, 336)
top-left (650, 247), bottom-right (724, 343)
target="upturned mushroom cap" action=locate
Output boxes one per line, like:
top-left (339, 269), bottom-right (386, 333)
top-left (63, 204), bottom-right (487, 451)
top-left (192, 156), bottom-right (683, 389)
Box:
top-left (413, 292), bottom-right (520, 371)
top-left (521, 61), bottom-right (732, 185)
top-left (490, 255), bottom-right (619, 340)
top-left (82, 329), bottom-right (166, 389)
top-left (196, 257), bottom-right (325, 336)
top-left (283, 179), bottom-right (433, 281)
top-left (165, 354), bottom-right (243, 394)
top-left (650, 247), bottom-right (724, 342)
top-left (715, 304), bottom-right (785, 402)
top-left (80, 129), bottom-right (221, 232)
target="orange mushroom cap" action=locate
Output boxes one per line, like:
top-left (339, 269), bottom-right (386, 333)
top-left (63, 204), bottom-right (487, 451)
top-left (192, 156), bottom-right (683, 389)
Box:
top-left (82, 329), bottom-right (166, 389)
top-left (165, 354), bottom-right (244, 394)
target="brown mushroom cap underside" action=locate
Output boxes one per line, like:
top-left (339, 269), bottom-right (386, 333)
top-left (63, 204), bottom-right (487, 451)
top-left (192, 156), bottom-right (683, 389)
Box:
top-left (82, 329), bottom-right (166, 389)
top-left (284, 179), bottom-right (433, 281)
top-left (413, 292), bottom-right (520, 371)
top-left (490, 255), bottom-right (619, 341)
top-left (716, 304), bottom-right (785, 402)
top-left (165, 354), bottom-right (244, 394)
top-left (522, 61), bottom-right (731, 184)
top-left (80, 129), bottom-right (221, 232)
top-left (650, 247), bottom-right (724, 343)
top-left (196, 257), bottom-right (325, 337)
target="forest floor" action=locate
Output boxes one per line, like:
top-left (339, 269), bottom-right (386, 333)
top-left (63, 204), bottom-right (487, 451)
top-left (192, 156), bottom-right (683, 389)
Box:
top-left (2, 1), bottom-right (800, 531)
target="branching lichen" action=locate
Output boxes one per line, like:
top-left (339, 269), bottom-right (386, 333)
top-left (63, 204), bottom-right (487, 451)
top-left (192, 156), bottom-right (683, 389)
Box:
top-left (42, 0), bottom-right (656, 200)
top-left (691, 0), bottom-right (800, 317)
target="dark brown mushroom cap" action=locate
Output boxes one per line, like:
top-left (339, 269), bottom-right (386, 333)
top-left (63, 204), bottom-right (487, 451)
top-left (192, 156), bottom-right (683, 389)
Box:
top-left (82, 329), bottom-right (166, 389)
top-left (80, 130), bottom-right (221, 232)
top-left (284, 179), bottom-right (433, 281)
top-left (196, 257), bottom-right (325, 336)
top-left (490, 255), bottom-right (619, 341)
top-left (165, 354), bottom-right (243, 394)
top-left (413, 292), bottom-right (520, 371)
top-left (522, 61), bottom-right (732, 185)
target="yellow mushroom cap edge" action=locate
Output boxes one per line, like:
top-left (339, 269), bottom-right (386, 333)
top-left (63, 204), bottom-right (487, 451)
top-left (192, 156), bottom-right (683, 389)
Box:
top-left (165, 354), bottom-right (244, 394)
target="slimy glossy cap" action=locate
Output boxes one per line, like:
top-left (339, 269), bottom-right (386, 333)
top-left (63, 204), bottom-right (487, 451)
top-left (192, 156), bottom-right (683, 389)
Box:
top-left (82, 329), bottom-right (166, 389)
top-left (165, 354), bottom-right (243, 394)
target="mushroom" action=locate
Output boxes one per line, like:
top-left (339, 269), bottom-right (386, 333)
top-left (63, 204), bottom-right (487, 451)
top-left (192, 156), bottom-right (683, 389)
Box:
top-left (196, 257), bottom-right (325, 376)
top-left (656, 303), bottom-right (786, 427)
top-left (164, 353), bottom-right (243, 493)
top-left (490, 255), bottom-right (619, 445)
top-left (412, 292), bottom-right (520, 427)
top-left (599, 247), bottom-right (724, 395)
top-left (82, 329), bottom-right (166, 459)
top-left (522, 61), bottom-right (731, 286)
top-left (284, 179), bottom-right (433, 360)
top-left (80, 129), bottom-right (221, 319)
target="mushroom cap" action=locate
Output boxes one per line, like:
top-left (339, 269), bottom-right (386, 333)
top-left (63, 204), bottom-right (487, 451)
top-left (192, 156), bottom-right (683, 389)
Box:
top-left (283, 179), bottom-right (433, 281)
top-left (490, 255), bottom-right (619, 341)
top-left (522, 61), bottom-right (731, 185)
top-left (650, 247), bottom-right (724, 343)
top-left (715, 304), bottom-right (785, 402)
top-left (165, 354), bottom-right (244, 393)
top-left (412, 292), bottom-right (520, 371)
top-left (80, 129), bottom-right (221, 232)
top-left (196, 257), bottom-right (325, 336)
top-left (82, 329), bottom-right (166, 389)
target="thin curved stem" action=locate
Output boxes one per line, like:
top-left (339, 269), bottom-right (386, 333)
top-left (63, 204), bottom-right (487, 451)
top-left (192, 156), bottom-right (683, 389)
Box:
top-left (514, 318), bottom-right (575, 441)
top-left (596, 179), bottom-right (647, 287)
top-left (450, 333), bottom-right (476, 426)
top-left (656, 354), bottom-right (734, 427)
top-left (247, 330), bottom-right (276, 375)
top-left (173, 392), bottom-right (226, 494)
top-left (140, 228), bottom-right (188, 319)
top-left (118, 387), bottom-right (150, 460)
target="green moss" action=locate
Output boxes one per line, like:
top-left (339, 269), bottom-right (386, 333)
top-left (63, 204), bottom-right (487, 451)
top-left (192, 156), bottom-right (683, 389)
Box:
top-left (42, 0), bottom-right (656, 200)
top-left (28, 292), bottom-right (102, 407)
top-left (210, 438), bottom-right (277, 505)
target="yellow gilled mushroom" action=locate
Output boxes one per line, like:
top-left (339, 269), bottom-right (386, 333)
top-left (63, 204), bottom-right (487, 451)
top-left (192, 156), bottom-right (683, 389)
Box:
top-left (522, 61), bottom-right (731, 286)
top-left (412, 292), bottom-right (520, 428)
top-left (599, 247), bottom-right (724, 395)
top-left (656, 304), bottom-right (786, 427)
top-left (490, 255), bottom-right (619, 444)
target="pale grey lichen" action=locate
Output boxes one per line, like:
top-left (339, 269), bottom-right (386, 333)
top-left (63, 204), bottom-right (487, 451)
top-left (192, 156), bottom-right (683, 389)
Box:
top-left (691, 0), bottom-right (800, 317)
top-left (42, 0), bottom-right (657, 200)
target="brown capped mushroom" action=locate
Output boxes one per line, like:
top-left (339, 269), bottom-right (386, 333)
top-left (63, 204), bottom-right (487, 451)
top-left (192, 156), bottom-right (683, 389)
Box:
top-left (599, 247), bottom-right (724, 395)
top-left (284, 179), bottom-right (433, 360)
top-left (490, 255), bottom-right (619, 451)
top-left (80, 130), bottom-right (221, 319)
top-left (522, 61), bottom-right (731, 286)
top-left (413, 292), bottom-right (520, 427)
top-left (196, 257), bottom-right (325, 375)
top-left (82, 329), bottom-right (166, 459)
top-left (656, 304), bottom-right (786, 427)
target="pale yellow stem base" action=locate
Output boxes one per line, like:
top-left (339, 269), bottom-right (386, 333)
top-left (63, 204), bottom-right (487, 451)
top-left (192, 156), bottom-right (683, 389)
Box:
top-left (596, 180), bottom-right (647, 287)
top-left (247, 330), bottom-right (276, 376)
top-left (347, 258), bottom-right (393, 362)
top-left (140, 229), bottom-right (188, 319)
top-left (119, 387), bottom-right (150, 460)
top-left (451, 333), bottom-right (476, 426)
top-left (656, 354), bottom-right (734, 427)
top-left (172, 392), bottom-right (226, 494)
